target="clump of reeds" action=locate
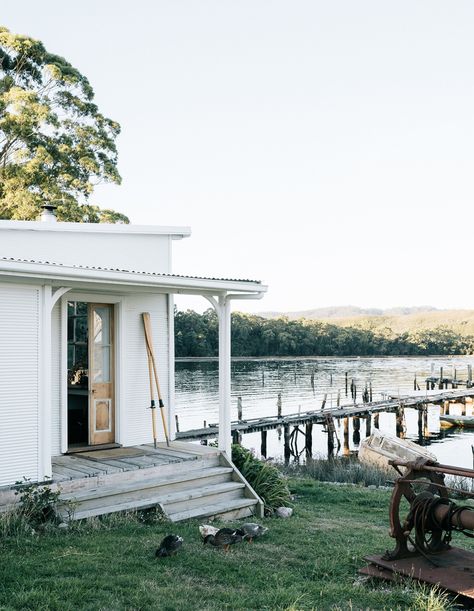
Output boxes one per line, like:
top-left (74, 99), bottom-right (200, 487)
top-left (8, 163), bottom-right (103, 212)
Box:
top-left (410, 582), bottom-right (457, 611)
top-left (282, 454), bottom-right (391, 488)
top-left (0, 508), bottom-right (36, 539)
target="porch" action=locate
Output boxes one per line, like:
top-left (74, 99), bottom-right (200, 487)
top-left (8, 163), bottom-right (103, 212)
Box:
top-left (52, 441), bottom-right (217, 481)
top-left (51, 441), bottom-right (262, 522)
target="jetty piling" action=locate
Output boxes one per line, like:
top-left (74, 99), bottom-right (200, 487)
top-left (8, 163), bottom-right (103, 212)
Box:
top-left (343, 417), bottom-right (349, 444)
top-left (362, 384), bottom-right (369, 403)
top-left (284, 424), bottom-right (291, 464)
top-left (423, 406), bottom-right (429, 437)
top-left (396, 405), bottom-right (405, 438)
top-left (261, 430), bottom-right (267, 457)
top-left (417, 408), bottom-right (424, 442)
top-left (305, 422), bottom-right (313, 458)
top-left (201, 420), bottom-right (208, 445)
top-left (365, 414), bottom-right (372, 437)
top-left (326, 416), bottom-right (335, 456)
top-left (352, 415), bottom-right (361, 445)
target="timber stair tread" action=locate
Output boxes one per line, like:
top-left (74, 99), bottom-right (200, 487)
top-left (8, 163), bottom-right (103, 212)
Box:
top-left (59, 466), bottom-right (234, 503)
top-left (158, 481), bottom-right (245, 506)
top-left (169, 497), bottom-right (259, 522)
top-left (59, 481), bottom-right (247, 521)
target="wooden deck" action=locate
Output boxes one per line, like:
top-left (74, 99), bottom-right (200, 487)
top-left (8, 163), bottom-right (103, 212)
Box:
top-left (51, 442), bottom-right (214, 482)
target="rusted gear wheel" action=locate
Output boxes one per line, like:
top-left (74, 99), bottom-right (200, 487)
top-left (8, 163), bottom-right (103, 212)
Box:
top-left (384, 466), bottom-right (447, 560)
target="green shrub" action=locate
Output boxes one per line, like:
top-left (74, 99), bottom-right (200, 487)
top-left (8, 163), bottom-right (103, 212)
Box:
top-left (14, 478), bottom-right (61, 527)
top-left (231, 445), bottom-right (292, 513)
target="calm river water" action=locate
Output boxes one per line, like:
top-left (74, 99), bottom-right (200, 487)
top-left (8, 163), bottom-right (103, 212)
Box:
top-left (175, 356), bottom-right (474, 468)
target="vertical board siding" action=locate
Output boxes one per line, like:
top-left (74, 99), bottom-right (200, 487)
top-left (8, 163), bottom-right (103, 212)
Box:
top-left (50, 301), bottom-right (61, 456)
top-left (122, 294), bottom-right (169, 446)
top-left (0, 285), bottom-right (40, 485)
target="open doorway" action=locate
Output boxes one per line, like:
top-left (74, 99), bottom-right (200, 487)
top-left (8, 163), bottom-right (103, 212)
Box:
top-left (67, 302), bottom-right (115, 449)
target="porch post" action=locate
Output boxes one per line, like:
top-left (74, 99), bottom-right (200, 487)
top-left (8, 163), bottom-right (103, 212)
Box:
top-left (39, 285), bottom-right (53, 480)
top-left (218, 295), bottom-right (232, 457)
top-left (39, 286), bottom-right (71, 479)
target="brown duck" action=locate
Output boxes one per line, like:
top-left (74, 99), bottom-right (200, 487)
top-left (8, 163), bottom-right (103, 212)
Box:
top-left (203, 527), bottom-right (244, 552)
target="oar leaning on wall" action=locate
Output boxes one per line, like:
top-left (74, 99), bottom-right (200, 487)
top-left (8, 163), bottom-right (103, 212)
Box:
top-left (142, 312), bottom-right (170, 448)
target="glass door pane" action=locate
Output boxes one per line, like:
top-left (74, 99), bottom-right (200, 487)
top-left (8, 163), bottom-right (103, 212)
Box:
top-left (92, 306), bottom-right (112, 383)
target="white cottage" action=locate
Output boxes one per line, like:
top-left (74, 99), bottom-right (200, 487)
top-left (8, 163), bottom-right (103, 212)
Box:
top-left (0, 209), bottom-right (267, 521)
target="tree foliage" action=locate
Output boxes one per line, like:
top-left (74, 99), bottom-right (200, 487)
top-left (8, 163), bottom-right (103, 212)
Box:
top-left (175, 309), bottom-right (474, 357)
top-left (0, 26), bottom-right (128, 222)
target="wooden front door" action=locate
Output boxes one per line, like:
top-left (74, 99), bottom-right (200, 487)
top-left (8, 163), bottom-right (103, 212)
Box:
top-left (89, 304), bottom-right (115, 445)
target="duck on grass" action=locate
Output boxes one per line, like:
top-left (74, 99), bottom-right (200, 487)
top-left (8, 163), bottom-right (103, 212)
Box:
top-left (156, 523), bottom-right (269, 557)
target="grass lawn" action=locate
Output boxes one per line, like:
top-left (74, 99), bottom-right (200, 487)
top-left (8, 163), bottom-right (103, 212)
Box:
top-left (0, 479), bottom-right (468, 610)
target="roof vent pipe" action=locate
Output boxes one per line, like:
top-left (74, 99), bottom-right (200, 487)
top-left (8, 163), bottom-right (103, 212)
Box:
top-left (40, 203), bottom-right (58, 223)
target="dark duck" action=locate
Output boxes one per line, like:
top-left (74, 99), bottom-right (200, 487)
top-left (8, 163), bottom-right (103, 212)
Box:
top-left (203, 527), bottom-right (244, 552)
top-left (155, 534), bottom-right (183, 557)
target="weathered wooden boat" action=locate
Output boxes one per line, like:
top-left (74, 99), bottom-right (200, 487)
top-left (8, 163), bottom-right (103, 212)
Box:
top-left (440, 414), bottom-right (474, 428)
top-left (359, 431), bottom-right (436, 472)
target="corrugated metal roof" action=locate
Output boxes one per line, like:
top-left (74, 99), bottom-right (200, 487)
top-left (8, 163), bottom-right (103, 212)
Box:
top-left (0, 256), bottom-right (262, 285)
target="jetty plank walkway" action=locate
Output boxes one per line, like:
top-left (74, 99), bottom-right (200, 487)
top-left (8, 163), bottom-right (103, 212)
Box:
top-left (176, 388), bottom-right (474, 441)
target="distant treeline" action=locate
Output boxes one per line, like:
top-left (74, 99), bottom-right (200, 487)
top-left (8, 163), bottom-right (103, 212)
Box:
top-left (175, 309), bottom-right (474, 357)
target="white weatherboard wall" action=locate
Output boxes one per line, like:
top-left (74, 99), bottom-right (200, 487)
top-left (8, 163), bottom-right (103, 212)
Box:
top-left (50, 301), bottom-right (61, 457)
top-left (0, 285), bottom-right (40, 486)
top-left (121, 294), bottom-right (170, 446)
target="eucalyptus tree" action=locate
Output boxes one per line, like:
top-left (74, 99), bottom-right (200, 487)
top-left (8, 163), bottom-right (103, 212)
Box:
top-left (0, 26), bottom-right (128, 222)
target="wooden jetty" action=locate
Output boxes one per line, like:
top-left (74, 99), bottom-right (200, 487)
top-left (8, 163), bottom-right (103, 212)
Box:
top-left (424, 364), bottom-right (473, 390)
top-left (176, 388), bottom-right (474, 451)
top-left (176, 364), bottom-right (474, 461)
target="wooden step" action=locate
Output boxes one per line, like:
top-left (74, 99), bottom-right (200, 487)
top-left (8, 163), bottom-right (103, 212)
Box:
top-left (59, 466), bottom-right (234, 504)
top-left (159, 481), bottom-right (244, 506)
top-left (161, 483), bottom-right (245, 514)
top-left (168, 497), bottom-right (259, 522)
top-left (60, 481), bottom-right (247, 521)
top-left (66, 479), bottom-right (243, 516)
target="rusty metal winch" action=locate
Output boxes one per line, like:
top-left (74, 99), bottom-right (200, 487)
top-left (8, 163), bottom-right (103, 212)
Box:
top-left (362, 458), bottom-right (474, 600)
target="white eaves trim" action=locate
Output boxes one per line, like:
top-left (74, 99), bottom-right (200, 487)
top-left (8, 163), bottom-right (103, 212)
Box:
top-left (0, 220), bottom-right (191, 239)
top-left (0, 259), bottom-right (267, 297)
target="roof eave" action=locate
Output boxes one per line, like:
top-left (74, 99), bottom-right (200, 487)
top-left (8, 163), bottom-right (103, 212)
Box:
top-left (0, 261), bottom-right (267, 296)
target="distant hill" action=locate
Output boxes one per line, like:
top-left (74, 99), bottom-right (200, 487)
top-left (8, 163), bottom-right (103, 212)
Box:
top-left (257, 306), bottom-right (474, 336)
top-left (259, 305), bottom-right (439, 320)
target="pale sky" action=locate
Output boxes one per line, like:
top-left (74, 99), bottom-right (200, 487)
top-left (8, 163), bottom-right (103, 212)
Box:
top-left (3, 2), bottom-right (474, 313)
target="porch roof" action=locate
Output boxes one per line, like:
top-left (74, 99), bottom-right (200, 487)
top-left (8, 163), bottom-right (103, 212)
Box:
top-left (0, 256), bottom-right (267, 297)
